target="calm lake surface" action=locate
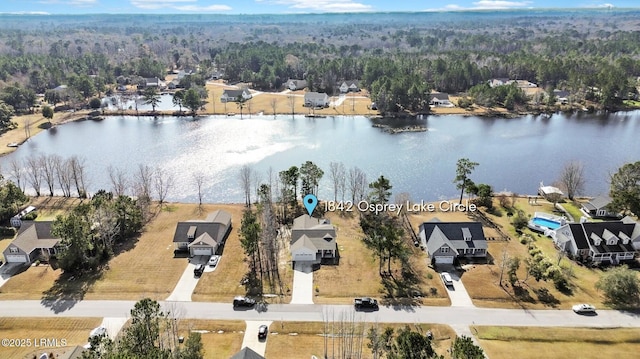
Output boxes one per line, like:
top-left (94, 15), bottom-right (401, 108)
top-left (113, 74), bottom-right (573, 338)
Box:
top-left (3, 111), bottom-right (640, 203)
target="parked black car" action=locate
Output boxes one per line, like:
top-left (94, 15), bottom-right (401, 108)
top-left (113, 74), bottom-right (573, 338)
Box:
top-left (193, 264), bottom-right (204, 277)
top-left (258, 325), bottom-right (268, 340)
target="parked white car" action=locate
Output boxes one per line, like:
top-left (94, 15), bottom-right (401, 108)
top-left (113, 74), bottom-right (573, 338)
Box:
top-left (441, 272), bottom-right (453, 286)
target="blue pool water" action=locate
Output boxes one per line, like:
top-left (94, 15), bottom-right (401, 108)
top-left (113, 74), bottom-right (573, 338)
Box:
top-left (531, 217), bottom-right (561, 230)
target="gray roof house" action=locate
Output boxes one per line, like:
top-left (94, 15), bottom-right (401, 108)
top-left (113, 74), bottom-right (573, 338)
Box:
top-left (303, 92), bottom-right (329, 108)
top-left (286, 79), bottom-right (307, 91)
top-left (172, 210), bottom-right (232, 257)
top-left (418, 220), bottom-right (488, 264)
top-left (230, 347), bottom-right (265, 359)
top-left (142, 77), bottom-right (164, 88)
top-left (2, 221), bottom-right (60, 264)
top-left (581, 196), bottom-right (619, 218)
top-left (220, 89), bottom-right (252, 103)
top-left (290, 214), bottom-right (337, 264)
top-left (339, 80), bottom-right (360, 93)
top-left (553, 221), bottom-right (637, 264)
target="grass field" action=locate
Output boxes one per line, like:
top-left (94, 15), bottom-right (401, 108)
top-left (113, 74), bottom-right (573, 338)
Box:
top-left (313, 210), bottom-right (450, 306)
top-left (265, 321), bottom-right (456, 359)
top-left (473, 326), bottom-right (640, 359)
top-left (177, 320), bottom-right (245, 359)
top-left (0, 317), bottom-right (102, 359)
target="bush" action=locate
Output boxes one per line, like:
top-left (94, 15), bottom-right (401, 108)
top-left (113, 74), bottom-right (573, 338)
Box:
top-left (0, 226), bottom-right (16, 236)
top-left (426, 273), bottom-right (433, 280)
top-left (23, 211), bottom-right (38, 220)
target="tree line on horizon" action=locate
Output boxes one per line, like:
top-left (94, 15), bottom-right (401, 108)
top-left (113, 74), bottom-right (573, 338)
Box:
top-left (2, 12), bottom-right (640, 130)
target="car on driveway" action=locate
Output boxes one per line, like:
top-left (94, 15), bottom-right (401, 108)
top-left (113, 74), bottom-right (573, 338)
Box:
top-left (208, 255), bottom-right (219, 266)
top-left (572, 303), bottom-right (596, 314)
top-left (193, 264), bottom-right (205, 277)
top-left (258, 325), bottom-right (268, 340)
top-left (88, 326), bottom-right (107, 340)
top-left (441, 272), bottom-right (453, 287)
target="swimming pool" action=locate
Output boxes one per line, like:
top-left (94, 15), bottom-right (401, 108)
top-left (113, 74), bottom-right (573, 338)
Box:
top-left (530, 217), bottom-right (562, 230)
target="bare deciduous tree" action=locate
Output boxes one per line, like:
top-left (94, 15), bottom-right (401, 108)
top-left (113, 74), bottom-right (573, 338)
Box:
top-left (154, 167), bottom-right (175, 206)
top-left (134, 164), bottom-right (153, 202)
top-left (108, 165), bottom-right (129, 197)
top-left (25, 156), bottom-right (42, 196)
top-left (558, 160), bottom-right (585, 200)
top-left (55, 157), bottom-right (73, 197)
top-left (40, 154), bottom-right (57, 196)
top-left (288, 94), bottom-right (296, 117)
top-left (69, 155), bottom-right (89, 198)
top-left (329, 161), bottom-right (346, 202)
top-left (9, 158), bottom-right (25, 192)
top-left (193, 171), bottom-right (205, 206)
top-left (239, 164), bottom-right (253, 207)
top-left (347, 166), bottom-right (367, 202)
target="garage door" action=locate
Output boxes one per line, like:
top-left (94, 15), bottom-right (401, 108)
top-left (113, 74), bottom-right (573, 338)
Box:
top-left (191, 247), bottom-right (212, 256)
top-left (435, 256), bottom-right (454, 264)
top-left (5, 254), bottom-right (28, 263)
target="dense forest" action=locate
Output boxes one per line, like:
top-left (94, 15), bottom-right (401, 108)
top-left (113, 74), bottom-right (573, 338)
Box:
top-left (1, 9), bottom-right (640, 129)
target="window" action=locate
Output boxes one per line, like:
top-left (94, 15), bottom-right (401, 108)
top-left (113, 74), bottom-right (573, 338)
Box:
top-left (441, 247), bottom-right (449, 253)
top-left (9, 247), bottom-right (19, 253)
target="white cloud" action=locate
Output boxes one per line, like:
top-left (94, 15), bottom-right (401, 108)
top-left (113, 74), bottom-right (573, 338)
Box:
top-left (425, 1), bottom-right (531, 12)
top-left (174, 4), bottom-right (233, 11)
top-left (256, 0), bottom-right (373, 12)
top-left (472, 1), bottom-right (531, 8)
top-left (590, 3), bottom-right (615, 8)
top-left (130, 0), bottom-right (231, 11)
top-left (38, 0), bottom-right (97, 6)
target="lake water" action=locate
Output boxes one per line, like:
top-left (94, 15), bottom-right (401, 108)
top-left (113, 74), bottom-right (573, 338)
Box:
top-left (2, 111), bottom-right (639, 203)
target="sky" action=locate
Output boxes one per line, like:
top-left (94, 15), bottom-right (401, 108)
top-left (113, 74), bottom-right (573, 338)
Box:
top-left (0, 0), bottom-right (634, 15)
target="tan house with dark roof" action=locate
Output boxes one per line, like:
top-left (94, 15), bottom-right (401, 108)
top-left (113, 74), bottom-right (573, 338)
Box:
top-left (3, 221), bottom-right (60, 264)
top-left (290, 214), bottom-right (337, 264)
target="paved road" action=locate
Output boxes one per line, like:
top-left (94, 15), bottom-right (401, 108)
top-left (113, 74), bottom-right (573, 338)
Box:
top-left (2, 300), bottom-right (638, 329)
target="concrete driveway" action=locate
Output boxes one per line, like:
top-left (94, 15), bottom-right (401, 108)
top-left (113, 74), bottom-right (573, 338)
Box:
top-left (166, 261), bottom-right (202, 302)
top-left (291, 262), bottom-right (313, 304)
top-left (241, 320), bottom-right (272, 357)
top-left (439, 268), bottom-right (475, 307)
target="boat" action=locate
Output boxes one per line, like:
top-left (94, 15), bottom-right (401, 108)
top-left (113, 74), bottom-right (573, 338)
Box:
top-left (7, 142), bottom-right (18, 147)
top-left (305, 114), bottom-right (326, 118)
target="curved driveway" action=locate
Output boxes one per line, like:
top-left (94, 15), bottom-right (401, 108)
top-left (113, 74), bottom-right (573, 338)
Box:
top-left (1, 300), bottom-right (638, 329)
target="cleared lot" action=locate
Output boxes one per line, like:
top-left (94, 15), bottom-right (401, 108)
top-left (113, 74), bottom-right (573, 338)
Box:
top-left (473, 326), bottom-right (640, 359)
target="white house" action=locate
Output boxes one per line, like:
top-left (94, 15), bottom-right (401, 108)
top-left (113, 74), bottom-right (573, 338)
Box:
top-left (303, 92), bottom-right (329, 108)
top-left (220, 89), bottom-right (252, 103)
top-left (339, 81), bottom-right (360, 93)
top-left (286, 79), bottom-right (307, 91)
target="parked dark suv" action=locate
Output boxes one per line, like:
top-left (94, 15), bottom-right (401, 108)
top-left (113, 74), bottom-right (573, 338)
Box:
top-left (193, 264), bottom-right (205, 277)
top-left (233, 296), bottom-right (256, 308)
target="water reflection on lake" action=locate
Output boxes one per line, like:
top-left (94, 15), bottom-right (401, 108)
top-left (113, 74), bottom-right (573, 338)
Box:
top-left (3, 111), bottom-right (639, 203)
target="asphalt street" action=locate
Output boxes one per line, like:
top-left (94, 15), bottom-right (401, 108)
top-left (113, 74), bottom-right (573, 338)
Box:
top-left (1, 300), bottom-right (638, 328)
